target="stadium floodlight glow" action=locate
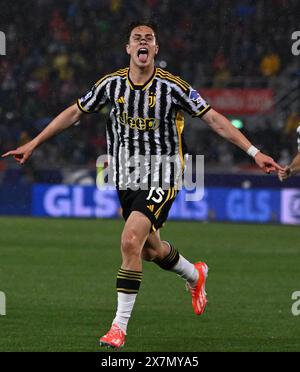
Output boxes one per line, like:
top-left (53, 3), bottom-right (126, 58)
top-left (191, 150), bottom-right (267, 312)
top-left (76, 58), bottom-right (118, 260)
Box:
top-left (159, 60), bottom-right (167, 68)
top-left (231, 119), bottom-right (244, 129)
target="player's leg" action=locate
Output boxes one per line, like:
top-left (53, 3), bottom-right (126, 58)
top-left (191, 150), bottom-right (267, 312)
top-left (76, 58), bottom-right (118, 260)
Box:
top-left (142, 229), bottom-right (208, 316)
top-left (100, 211), bottom-right (151, 348)
top-left (141, 229), bottom-right (169, 261)
top-left (120, 210), bottom-right (151, 271)
top-left (143, 230), bottom-right (198, 284)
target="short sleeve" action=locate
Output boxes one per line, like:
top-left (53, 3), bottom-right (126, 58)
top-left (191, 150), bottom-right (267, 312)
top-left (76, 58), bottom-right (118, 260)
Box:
top-left (172, 81), bottom-right (211, 118)
top-left (77, 77), bottom-right (109, 114)
top-left (297, 125), bottom-right (300, 152)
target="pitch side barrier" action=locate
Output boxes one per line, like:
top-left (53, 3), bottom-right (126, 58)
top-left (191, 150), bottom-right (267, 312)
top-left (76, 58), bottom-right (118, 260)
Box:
top-left (1, 184), bottom-right (299, 225)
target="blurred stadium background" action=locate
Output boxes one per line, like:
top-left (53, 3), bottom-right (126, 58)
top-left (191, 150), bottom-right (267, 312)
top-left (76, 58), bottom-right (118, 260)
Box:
top-left (0, 0), bottom-right (300, 352)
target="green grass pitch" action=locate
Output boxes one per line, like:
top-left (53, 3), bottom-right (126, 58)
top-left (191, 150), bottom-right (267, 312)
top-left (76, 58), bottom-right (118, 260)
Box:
top-left (0, 217), bottom-right (299, 352)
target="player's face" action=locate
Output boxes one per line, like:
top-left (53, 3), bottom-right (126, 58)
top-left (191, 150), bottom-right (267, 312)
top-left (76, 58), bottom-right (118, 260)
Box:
top-left (126, 25), bottom-right (159, 68)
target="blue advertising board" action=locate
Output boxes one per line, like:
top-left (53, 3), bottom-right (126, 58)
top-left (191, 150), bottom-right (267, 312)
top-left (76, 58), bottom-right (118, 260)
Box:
top-left (0, 183), bottom-right (289, 223)
top-left (31, 185), bottom-right (281, 223)
top-left (32, 185), bottom-right (120, 218)
top-left (0, 185), bottom-right (31, 215)
top-left (208, 187), bottom-right (280, 223)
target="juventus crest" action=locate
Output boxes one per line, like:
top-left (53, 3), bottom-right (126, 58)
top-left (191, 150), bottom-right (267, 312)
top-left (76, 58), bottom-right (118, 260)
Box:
top-left (148, 93), bottom-right (156, 108)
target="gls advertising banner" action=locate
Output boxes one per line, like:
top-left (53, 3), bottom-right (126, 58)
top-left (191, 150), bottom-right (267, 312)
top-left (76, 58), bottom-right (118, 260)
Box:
top-left (32, 185), bottom-right (281, 223)
top-left (32, 185), bottom-right (120, 218)
top-left (281, 189), bottom-right (300, 224)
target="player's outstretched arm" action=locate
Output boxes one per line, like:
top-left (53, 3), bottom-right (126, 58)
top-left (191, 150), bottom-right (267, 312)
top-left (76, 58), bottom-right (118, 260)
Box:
top-left (2, 103), bottom-right (83, 165)
top-left (278, 153), bottom-right (300, 181)
top-left (201, 108), bottom-right (284, 174)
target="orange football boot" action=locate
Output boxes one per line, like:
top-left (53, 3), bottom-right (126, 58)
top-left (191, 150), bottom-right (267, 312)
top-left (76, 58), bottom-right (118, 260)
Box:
top-left (186, 262), bottom-right (208, 315)
top-left (99, 323), bottom-right (126, 349)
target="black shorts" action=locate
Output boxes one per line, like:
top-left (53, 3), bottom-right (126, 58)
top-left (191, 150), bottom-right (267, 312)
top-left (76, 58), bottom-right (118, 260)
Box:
top-left (117, 187), bottom-right (178, 231)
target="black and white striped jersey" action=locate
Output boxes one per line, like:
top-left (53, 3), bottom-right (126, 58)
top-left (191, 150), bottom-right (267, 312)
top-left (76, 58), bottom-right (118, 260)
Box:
top-left (77, 67), bottom-right (211, 190)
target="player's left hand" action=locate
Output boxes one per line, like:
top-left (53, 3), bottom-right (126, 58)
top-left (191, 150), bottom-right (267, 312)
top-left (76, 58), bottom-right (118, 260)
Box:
top-left (254, 152), bottom-right (284, 174)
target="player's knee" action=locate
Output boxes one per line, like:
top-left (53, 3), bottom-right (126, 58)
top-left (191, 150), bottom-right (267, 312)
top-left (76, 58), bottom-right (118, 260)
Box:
top-left (121, 232), bottom-right (141, 258)
top-left (142, 246), bottom-right (158, 261)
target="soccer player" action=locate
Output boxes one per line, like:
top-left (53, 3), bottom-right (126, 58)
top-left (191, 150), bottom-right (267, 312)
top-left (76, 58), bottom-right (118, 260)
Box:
top-left (278, 125), bottom-right (300, 181)
top-left (2, 21), bottom-right (283, 349)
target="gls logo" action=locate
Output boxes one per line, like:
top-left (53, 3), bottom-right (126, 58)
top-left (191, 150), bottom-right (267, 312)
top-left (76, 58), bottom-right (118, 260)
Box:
top-left (291, 291), bottom-right (300, 316)
top-left (291, 31), bottom-right (300, 56)
top-left (0, 31), bottom-right (6, 55)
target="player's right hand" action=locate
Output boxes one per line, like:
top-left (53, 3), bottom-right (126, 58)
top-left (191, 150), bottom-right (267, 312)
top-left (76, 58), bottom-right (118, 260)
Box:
top-left (278, 166), bottom-right (291, 182)
top-left (1, 142), bottom-right (35, 165)
top-left (254, 152), bottom-right (284, 174)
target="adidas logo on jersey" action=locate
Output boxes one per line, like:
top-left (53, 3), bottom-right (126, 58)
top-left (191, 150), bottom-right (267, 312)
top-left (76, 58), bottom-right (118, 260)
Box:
top-left (147, 205), bottom-right (154, 212)
top-left (117, 96), bottom-right (126, 104)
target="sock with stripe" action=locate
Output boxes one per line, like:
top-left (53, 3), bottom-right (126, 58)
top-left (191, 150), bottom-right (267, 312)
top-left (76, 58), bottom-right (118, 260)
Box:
top-left (154, 242), bottom-right (199, 286)
top-left (113, 268), bottom-right (142, 334)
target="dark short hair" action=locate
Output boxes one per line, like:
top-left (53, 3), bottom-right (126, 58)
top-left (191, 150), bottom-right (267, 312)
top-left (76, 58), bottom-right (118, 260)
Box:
top-left (126, 20), bottom-right (159, 43)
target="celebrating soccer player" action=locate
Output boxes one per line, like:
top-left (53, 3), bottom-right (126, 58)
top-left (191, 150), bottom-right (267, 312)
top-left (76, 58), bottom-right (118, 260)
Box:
top-left (2, 20), bottom-right (284, 349)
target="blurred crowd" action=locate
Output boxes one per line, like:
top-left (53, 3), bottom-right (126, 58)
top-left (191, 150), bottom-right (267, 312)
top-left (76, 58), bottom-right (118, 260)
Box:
top-left (0, 0), bottom-right (300, 183)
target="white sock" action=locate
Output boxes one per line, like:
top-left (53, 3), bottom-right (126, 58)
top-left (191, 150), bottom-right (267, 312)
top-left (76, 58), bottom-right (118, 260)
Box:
top-left (170, 255), bottom-right (199, 286)
top-left (113, 292), bottom-right (137, 334)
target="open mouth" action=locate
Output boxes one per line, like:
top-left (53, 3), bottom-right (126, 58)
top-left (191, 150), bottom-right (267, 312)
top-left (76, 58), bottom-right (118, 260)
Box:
top-left (137, 48), bottom-right (149, 62)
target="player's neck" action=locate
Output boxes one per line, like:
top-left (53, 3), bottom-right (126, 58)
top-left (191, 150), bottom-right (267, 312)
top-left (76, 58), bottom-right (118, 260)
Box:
top-left (128, 62), bottom-right (155, 85)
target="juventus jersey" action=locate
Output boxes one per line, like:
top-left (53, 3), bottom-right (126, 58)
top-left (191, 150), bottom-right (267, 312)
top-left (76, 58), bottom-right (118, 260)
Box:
top-left (77, 67), bottom-right (211, 190)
